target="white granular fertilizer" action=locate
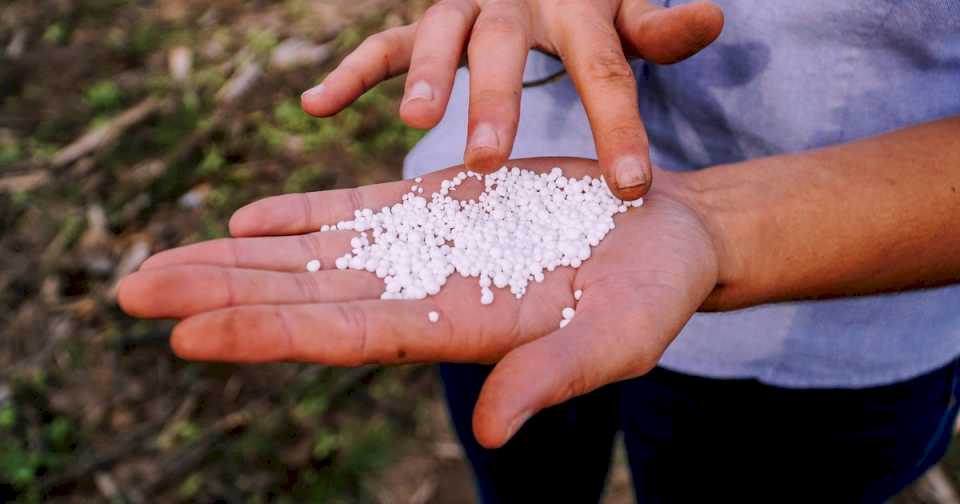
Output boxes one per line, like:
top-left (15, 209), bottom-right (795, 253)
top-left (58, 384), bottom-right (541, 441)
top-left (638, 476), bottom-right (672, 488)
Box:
top-left (560, 306), bottom-right (576, 328)
top-left (308, 166), bottom-right (642, 317)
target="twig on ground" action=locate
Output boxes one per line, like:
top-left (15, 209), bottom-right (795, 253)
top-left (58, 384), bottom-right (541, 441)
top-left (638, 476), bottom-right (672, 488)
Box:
top-left (216, 61), bottom-right (262, 105)
top-left (0, 171), bottom-right (49, 192)
top-left (140, 409), bottom-right (253, 495)
top-left (37, 415), bottom-right (170, 492)
top-left (122, 54), bottom-right (264, 191)
top-left (51, 97), bottom-right (168, 169)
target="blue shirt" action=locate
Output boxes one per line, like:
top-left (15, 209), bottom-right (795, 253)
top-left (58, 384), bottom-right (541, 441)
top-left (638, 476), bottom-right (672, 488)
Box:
top-left (404, 0), bottom-right (960, 388)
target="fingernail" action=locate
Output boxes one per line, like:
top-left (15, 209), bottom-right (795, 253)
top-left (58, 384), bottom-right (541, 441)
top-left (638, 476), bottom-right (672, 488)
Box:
top-left (505, 410), bottom-right (533, 441)
top-left (614, 156), bottom-right (648, 190)
top-left (302, 83), bottom-right (325, 98)
top-left (469, 123), bottom-right (499, 152)
top-left (404, 80), bottom-right (434, 104)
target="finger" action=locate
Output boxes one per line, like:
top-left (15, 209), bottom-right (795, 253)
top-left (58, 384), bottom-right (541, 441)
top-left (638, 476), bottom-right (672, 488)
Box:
top-left (617, 0), bottom-right (724, 64)
top-left (552, 5), bottom-right (651, 200)
top-left (118, 265), bottom-right (383, 318)
top-left (463, 0), bottom-right (531, 172)
top-left (471, 279), bottom-right (678, 448)
top-left (228, 158), bottom-right (595, 237)
top-left (301, 24), bottom-right (416, 117)
top-left (400, 0), bottom-right (480, 129)
top-left (139, 232), bottom-right (355, 272)
top-left (229, 179), bottom-right (416, 237)
top-left (171, 298), bottom-right (497, 365)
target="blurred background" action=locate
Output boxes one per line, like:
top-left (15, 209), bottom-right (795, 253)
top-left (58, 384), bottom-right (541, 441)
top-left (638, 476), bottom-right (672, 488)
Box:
top-left (0, 0), bottom-right (958, 502)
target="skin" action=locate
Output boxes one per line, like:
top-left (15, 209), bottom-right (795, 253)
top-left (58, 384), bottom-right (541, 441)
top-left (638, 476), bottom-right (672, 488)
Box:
top-left (119, 158), bottom-right (718, 448)
top-left (300, 0), bottom-right (724, 200)
top-left (119, 115), bottom-right (960, 449)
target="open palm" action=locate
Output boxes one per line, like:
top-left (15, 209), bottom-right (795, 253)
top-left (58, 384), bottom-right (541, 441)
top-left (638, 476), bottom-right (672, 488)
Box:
top-left (119, 157), bottom-right (719, 447)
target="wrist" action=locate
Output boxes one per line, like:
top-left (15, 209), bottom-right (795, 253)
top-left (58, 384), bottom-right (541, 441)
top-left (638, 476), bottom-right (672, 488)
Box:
top-left (669, 164), bottom-right (758, 310)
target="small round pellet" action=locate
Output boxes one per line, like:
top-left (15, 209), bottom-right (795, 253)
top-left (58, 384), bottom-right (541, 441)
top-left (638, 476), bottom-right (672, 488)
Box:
top-left (561, 307), bottom-right (576, 320)
top-left (306, 259), bottom-right (321, 272)
top-left (428, 311), bottom-right (440, 323)
top-left (320, 165), bottom-right (639, 306)
top-left (480, 287), bottom-right (494, 305)
top-left (574, 289), bottom-right (583, 301)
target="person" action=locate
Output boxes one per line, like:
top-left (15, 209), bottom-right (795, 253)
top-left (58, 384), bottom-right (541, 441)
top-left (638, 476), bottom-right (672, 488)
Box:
top-left (118, 0), bottom-right (960, 501)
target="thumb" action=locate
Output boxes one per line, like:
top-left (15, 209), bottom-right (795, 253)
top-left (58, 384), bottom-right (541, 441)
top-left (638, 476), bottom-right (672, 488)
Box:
top-left (616, 0), bottom-right (724, 64)
top-left (470, 292), bottom-right (668, 449)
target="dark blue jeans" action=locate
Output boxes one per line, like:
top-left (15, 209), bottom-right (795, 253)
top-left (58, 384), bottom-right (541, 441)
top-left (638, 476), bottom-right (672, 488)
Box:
top-left (439, 358), bottom-right (960, 503)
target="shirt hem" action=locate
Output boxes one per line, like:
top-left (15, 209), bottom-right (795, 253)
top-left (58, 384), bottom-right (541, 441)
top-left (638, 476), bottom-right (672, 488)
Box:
top-left (658, 348), bottom-right (960, 390)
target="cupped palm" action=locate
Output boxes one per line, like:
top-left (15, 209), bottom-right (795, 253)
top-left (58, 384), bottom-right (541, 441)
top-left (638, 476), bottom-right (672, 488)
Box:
top-left (118, 157), bottom-right (718, 447)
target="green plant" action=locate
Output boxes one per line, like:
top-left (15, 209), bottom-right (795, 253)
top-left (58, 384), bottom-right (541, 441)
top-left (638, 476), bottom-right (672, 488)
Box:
top-left (198, 146), bottom-right (227, 177)
top-left (0, 142), bottom-right (21, 166)
top-left (43, 23), bottom-right (67, 44)
top-left (83, 81), bottom-right (122, 112)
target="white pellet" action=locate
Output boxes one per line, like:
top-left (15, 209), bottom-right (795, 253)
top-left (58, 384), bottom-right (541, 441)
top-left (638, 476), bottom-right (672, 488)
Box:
top-left (315, 166), bottom-right (640, 306)
top-left (574, 289), bottom-right (582, 301)
top-left (559, 319), bottom-right (570, 329)
top-left (306, 259), bottom-right (321, 272)
top-left (480, 287), bottom-right (494, 305)
top-left (428, 311), bottom-right (440, 323)
top-left (561, 307), bottom-right (576, 320)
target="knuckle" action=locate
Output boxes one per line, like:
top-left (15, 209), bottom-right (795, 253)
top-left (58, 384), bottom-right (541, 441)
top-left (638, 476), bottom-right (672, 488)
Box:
top-left (356, 30), bottom-right (404, 77)
top-left (293, 272), bottom-right (321, 303)
top-left (583, 48), bottom-right (634, 84)
top-left (424, 1), bottom-right (471, 26)
top-left (337, 60), bottom-right (371, 91)
top-left (475, 13), bottom-right (523, 38)
top-left (351, 70), bottom-right (374, 94)
top-left (542, 1), bottom-right (601, 38)
top-left (551, 0), bottom-right (589, 8)
top-left (380, 24), bottom-right (410, 40)
top-left (301, 233), bottom-right (323, 261)
top-left (409, 52), bottom-right (446, 72)
top-left (218, 309), bottom-right (244, 357)
top-left (298, 193), bottom-right (314, 231)
top-left (603, 121), bottom-right (645, 146)
top-left (546, 0), bottom-right (589, 16)
top-left (338, 304), bottom-right (370, 365)
top-left (346, 187), bottom-right (366, 214)
top-left (362, 31), bottom-right (392, 53)
top-left (271, 307), bottom-right (296, 360)
top-left (220, 268), bottom-right (236, 307)
top-left (471, 87), bottom-right (519, 107)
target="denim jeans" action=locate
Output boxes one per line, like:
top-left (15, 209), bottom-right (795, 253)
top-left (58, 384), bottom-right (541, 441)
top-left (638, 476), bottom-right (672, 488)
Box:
top-left (439, 358), bottom-right (960, 503)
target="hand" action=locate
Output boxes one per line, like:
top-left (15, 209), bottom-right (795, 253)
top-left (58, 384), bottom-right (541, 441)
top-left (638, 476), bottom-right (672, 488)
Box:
top-left (300, 1), bottom-right (724, 199)
top-left (118, 158), bottom-right (721, 448)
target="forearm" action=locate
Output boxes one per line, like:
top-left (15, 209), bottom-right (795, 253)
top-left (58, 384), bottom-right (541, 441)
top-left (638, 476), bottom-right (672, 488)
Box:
top-left (688, 114), bottom-right (960, 310)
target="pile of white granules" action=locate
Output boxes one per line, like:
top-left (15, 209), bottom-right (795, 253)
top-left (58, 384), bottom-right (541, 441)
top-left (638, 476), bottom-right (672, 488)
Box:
top-left (308, 166), bottom-right (642, 326)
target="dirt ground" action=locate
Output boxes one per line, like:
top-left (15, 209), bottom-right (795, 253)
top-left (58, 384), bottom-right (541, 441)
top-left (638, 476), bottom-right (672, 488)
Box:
top-left (0, 0), bottom-right (957, 502)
